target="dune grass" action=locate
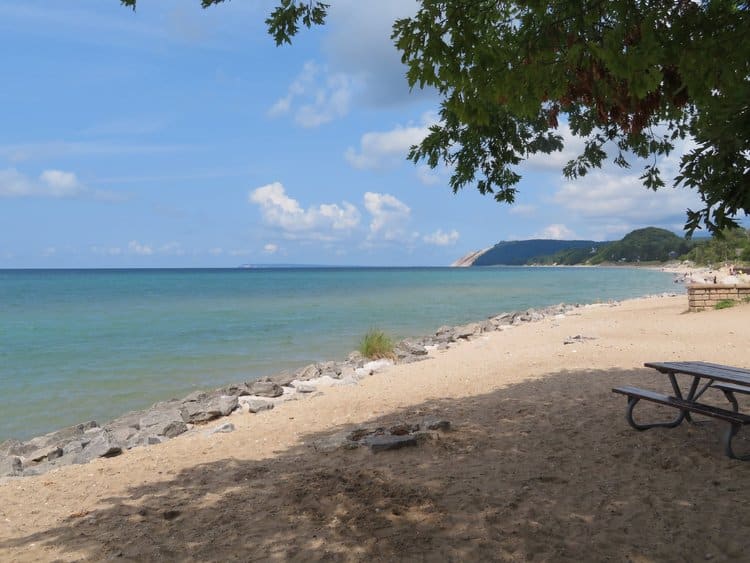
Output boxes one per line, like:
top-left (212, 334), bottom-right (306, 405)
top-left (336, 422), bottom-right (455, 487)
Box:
top-left (358, 329), bottom-right (395, 360)
top-left (714, 299), bottom-right (736, 310)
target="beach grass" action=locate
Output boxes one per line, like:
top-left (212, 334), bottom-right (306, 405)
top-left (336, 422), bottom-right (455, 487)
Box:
top-left (714, 299), bottom-right (736, 310)
top-left (358, 329), bottom-right (395, 360)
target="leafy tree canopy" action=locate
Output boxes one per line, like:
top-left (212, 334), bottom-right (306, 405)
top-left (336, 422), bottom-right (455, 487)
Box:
top-left (120, 0), bottom-right (750, 234)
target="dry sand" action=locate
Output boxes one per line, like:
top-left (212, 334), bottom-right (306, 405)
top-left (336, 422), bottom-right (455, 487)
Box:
top-left (2, 294), bottom-right (750, 562)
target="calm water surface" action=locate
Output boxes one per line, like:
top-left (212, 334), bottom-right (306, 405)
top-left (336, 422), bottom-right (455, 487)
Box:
top-left (0, 267), bottom-right (679, 440)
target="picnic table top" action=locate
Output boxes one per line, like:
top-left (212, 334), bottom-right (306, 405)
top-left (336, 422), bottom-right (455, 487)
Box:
top-left (644, 361), bottom-right (750, 386)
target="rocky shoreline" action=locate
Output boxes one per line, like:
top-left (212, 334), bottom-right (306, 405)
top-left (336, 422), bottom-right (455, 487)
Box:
top-left (0, 296), bottom-right (680, 480)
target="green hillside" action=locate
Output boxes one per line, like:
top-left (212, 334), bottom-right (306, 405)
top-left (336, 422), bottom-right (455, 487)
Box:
top-left (471, 227), bottom-right (695, 266)
top-left (472, 239), bottom-right (601, 266)
top-left (587, 227), bottom-right (693, 264)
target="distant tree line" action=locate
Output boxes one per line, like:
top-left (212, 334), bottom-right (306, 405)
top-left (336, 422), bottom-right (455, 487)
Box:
top-left (481, 227), bottom-right (750, 266)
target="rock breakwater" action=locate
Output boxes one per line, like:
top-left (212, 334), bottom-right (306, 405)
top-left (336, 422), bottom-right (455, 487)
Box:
top-left (1, 300), bottom-right (634, 479)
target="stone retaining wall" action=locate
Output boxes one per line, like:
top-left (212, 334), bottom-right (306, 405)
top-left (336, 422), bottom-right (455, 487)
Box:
top-left (688, 284), bottom-right (750, 311)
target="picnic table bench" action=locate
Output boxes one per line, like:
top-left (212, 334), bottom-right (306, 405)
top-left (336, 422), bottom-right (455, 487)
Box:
top-left (612, 361), bottom-right (750, 460)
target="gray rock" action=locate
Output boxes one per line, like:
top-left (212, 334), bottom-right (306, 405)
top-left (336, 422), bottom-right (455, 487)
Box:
top-left (220, 383), bottom-right (251, 396)
top-left (243, 399), bottom-right (275, 414)
top-left (24, 445), bottom-right (63, 464)
top-left (0, 455), bottom-right (22, 477)
top-left (62, 440), bottom-right (84, 457)
top-left (74, 431), bottom-right (122, 464)
top-left (6, 421), bottom-right (100, 457)
top-left (453, 322), bottom-right (481, 339)
top-left (435, 325), bottom-right (456, 343)
top-left (424, 419), bottom-right (451, 431)
top-left (180, 395), bottom-right (238, 423)
top-left (398, 339), bottom-right (428, 356)
top-left (207, 422), bottom-right (235, 435)
top-left (264, 371), bottom-right (296, 387)
top-left (245, 381), bottom-right (283, 398)
top-left (139, 408), bottom-right (187, 438)
top-left (296, 363), bottom-right (322, 381)
top-left (478, 319), bottom-right (495, 333)
top-left (367, 435), bottom-right (418, 453)
top-left (318, 361), bottom-right (342, 379)
top-left (491, 312), bottom-right (514, 327)
top-left (346, 351), bottom-right (364, 368)
top-left (293, 383), bottom-right (317, 393)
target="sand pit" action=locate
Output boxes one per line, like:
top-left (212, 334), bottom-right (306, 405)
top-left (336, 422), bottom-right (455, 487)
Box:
top-left (2, 294), bottom-right (750, 561)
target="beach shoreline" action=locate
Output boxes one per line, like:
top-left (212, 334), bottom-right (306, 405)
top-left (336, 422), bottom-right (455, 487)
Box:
top-left (2, 288), bottom-right (750, 560)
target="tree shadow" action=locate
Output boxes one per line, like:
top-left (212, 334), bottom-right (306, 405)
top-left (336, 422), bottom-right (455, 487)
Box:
top-left (3, 367), bottom-right (750, 561)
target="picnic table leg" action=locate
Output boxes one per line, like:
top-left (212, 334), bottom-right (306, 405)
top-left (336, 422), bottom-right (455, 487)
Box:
top-left (724, 423), bottom-right (750, 461)
top-left (721, 389), bottom-right (740, 413)
top-left (667, 372), bottom-right (696, 424)
top-left (625, 396), bottom-right (687, 430)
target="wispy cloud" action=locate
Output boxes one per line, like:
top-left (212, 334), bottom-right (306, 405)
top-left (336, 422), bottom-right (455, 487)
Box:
top-left (0, 141), bottom-right (193, 163)
top-left (345, 112), bottom-right (438, 171)
top-left (268, 61), bottom-right (354, 128)
top-left (0, 168), bottom-right (123, 201)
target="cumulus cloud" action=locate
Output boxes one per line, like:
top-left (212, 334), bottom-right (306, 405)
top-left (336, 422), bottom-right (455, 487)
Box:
top-left (364, 192), bottom-right (412, 241)
top-left (268, 61), bottom-right (354, 128)
top-left (249, 182), bottom-right (360, 240)
top-left (345, 112), bottom-right (439, 171)
top-left (423, 229), bottom-right (459, 246)
top-left (553, 171), bottom-right (700, 226)
top-left (535, 224), bottom-right (576, 240)
top-left (0, 167), bottom-right (121, 201)
top-left (263, 243), bottom-right (279, 254)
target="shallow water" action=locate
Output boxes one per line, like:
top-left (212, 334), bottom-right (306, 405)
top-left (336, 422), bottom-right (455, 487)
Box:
top-left (0, 267), bottom-right (679, 440)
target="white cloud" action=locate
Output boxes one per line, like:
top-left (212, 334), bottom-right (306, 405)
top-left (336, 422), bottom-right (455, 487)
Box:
top-left (268, 61), bottom-right (354, 128)
top-left (128, 240), bottom-right (154, 256)
top-left (345, 112), bottom-right (439, 171)
top-left (39, 170), bottom-right (86, 197)
top-left (423, 229), bottom-right (460, 246)
top-left (249, 182), bottom-right (360, 240)
top-left (535, 224), bottom-right (576, 240)
top-left (0, 167), bottom-right (121, 201)
top-left (263, 243), bottom-right (279, 254)
top-left (323, 0), bottom-right (429, 107)
top-left (364, 192), bottom-right (411, 241)
top-left (522, 123), bottom-right (586, 173)
top-left (553, 172), bottom-right (700, 225)
top-left (208, 247), bottom-right (224, 256)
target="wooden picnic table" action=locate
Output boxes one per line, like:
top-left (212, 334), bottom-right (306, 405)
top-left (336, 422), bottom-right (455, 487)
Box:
top-left (613, 361), bottom-right (750, 460)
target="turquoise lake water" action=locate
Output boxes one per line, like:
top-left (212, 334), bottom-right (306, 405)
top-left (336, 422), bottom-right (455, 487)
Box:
top-left (0, 267), bottom-right (680, 441)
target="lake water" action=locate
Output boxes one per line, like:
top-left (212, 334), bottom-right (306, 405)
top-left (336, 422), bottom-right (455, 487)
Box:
top-left (0, 267), bottom-right (679, 441)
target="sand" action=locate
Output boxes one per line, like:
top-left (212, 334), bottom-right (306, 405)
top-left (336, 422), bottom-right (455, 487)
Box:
top-left (2, 294), bottom-right (750, 561)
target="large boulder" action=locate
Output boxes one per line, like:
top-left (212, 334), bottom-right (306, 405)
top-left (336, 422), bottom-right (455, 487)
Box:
top-left (138, 407), bottom-right (187, 439)
top-left (245, 381), bottom-right (283, 398)
top-left (73, 430), bottom-right (123, 464)
top-left (180, 394), bottom-right (238, 423)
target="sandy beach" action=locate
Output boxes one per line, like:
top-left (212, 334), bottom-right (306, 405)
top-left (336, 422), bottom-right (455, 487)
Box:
top-left (2, 293), bottom-right (750, 561)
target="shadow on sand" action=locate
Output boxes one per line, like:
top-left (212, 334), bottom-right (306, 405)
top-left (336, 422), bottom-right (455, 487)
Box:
top-left (3, 368), bottom-right (750, 561)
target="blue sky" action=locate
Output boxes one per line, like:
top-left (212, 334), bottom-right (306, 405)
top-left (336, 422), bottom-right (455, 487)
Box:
top-left (0, 0), bottom-right (720, 267)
